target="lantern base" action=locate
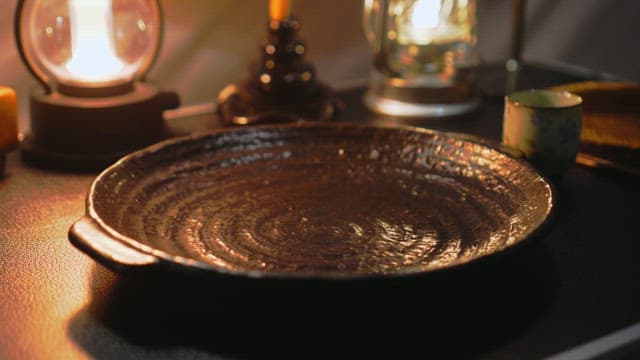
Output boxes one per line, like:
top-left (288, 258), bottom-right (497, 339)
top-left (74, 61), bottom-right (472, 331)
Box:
top-left (21, 135), bottom-right (132, 171)
top-left (364, 91), bottom-right (481, 118)
top-left (217, 81), bottom-right (340, 126)
top-left (364, 70), bottom-right (481, 118)
top-left (21, 82), bottom-right (179, 171)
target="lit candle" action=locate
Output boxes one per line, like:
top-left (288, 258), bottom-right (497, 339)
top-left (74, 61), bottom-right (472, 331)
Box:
top-left (0, 86), bottom-right (18, 154)
top-left (65, 0), bottom-right (125, 82)
top-left (270, 0), bottom-right (292, 21)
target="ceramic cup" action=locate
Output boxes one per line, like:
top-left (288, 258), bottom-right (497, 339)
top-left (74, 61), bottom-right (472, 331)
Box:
top-left (503, 89), bottom-right (582, 179)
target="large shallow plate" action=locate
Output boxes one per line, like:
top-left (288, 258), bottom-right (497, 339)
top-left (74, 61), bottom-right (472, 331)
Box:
top-left (69, 122), bottom-right (554, 279)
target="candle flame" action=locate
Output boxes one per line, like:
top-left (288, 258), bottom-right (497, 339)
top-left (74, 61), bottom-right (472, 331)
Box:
top-left (65, 0), bottom-right (124, 82)
top-left (270, 0), bottom-right (292, 21)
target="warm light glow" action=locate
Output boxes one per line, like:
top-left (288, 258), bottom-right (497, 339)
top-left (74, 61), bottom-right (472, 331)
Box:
top-left (411, 0), bottom-right (440, 29)
top-left (398, 0), bottom-right (469, 45)
top-left (65, 0), bottom-right (125, 82)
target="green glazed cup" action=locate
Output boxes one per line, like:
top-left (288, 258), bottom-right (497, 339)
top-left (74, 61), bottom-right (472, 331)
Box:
top-left (503, 89), bottom-right (583, 180)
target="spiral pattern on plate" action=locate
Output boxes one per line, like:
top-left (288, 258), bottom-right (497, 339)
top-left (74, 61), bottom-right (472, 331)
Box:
top-left (90, 124), bottom-right (553, 277)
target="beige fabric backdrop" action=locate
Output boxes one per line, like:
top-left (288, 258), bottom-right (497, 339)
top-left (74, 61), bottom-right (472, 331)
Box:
top-left (1, 0), bottom-right (639, 131)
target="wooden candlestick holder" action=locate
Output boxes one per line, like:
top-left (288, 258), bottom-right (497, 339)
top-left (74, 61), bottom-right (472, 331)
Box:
top-left (216, 18), bottom-right (341, 126)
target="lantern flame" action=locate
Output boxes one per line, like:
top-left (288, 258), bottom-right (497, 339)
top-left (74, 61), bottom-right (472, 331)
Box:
top-left (65, 0), bottom-right (124, 82)
top-left (411, 0), bottom-right (441, 29)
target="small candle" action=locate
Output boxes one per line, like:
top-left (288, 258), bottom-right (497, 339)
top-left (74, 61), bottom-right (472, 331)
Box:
top-left (270, 0), bottom-right (291, 21)
top-left (0, 86), bottom-right (18, 153)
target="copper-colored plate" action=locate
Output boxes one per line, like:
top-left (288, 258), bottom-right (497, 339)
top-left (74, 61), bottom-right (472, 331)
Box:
top-left (69, 123), bottom-right (554, 279)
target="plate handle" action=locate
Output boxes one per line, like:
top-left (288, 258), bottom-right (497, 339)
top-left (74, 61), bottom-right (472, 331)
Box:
top-left (69, 217), bottom-right (159, 272)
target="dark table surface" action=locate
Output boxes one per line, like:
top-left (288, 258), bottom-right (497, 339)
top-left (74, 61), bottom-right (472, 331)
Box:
top-left (1, 64), bottom-right (639, 359)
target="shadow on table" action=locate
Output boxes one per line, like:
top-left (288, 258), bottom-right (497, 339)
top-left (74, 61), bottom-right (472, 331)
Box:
top-left (68, 242), bottom-right (558, 359)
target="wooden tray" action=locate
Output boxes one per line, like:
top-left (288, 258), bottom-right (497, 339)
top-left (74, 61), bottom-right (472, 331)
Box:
top-left (550, 81), bottom-right (640, 176)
